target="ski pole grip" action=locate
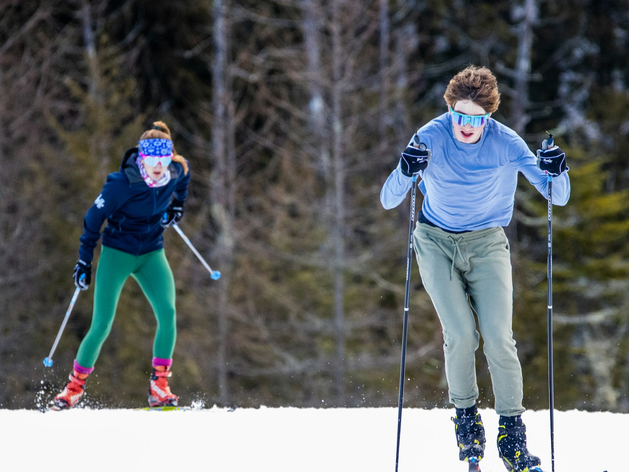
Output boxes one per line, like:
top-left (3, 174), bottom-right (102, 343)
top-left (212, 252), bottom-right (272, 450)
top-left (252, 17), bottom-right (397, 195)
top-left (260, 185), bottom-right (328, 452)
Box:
top-left (412, 133), bottom-right (427, 151)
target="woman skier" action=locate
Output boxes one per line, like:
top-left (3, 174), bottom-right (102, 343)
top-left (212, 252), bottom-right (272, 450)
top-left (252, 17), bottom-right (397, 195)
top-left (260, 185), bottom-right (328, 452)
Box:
top-left (53, 121), bottom-right (190, 410)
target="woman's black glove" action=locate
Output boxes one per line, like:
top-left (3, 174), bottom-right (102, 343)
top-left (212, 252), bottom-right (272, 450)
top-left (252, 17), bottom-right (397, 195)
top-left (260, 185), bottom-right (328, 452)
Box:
top-left (162, 199), bottom-right (185, 227)
top-left (73, 259), bottom-right (91, 290)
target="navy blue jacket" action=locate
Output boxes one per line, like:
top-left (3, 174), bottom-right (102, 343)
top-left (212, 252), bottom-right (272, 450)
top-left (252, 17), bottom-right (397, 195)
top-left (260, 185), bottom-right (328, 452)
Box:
top-left (79, 148), bottom-right (190, 263)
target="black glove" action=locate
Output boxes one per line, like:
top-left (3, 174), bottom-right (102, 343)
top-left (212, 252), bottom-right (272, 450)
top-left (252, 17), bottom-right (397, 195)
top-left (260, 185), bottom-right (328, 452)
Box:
top-left (162, 199), bottom-right (185, 227)
top-left (536, 134), bottom-right (568, 177)
top-left (73, 259), bottom-right (91, 290)
top-left (400, 141), bottom-right (431, 177)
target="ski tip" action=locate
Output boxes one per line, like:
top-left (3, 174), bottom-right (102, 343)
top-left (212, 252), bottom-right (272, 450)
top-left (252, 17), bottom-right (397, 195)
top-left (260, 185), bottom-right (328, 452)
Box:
top-left (467, 457), bottom-right (481, 472)
top-left (48, 400), bottom-right (70, 412)
top-left (137, 406), bottom-right (187, 412)
top-left (43, 357), bottom-right (53, 367)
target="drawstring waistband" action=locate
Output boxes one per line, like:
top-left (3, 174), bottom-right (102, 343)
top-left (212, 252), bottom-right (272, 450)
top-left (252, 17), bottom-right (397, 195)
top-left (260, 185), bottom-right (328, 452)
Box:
top-left (416, 222), bottom-right (503, 281)
top-left (448, 236), bottom-right (464, 280)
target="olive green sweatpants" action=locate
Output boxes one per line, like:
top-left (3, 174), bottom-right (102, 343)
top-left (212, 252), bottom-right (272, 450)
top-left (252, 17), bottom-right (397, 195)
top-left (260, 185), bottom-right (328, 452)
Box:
top-left (76, 246), bottom-right (177, 368)
top-left (413, 223), bottom-right (524, 416)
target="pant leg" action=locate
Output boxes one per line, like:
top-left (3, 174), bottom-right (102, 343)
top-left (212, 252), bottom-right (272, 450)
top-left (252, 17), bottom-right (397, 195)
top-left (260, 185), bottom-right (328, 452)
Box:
top-left (463, 228), bottom-right (524, 416)
top-left (413, 223), bottom-right (480, 409)
top-left (132, 249), bottom-right (177, 360)
top-left (76, 246), bottom-right (134, 368)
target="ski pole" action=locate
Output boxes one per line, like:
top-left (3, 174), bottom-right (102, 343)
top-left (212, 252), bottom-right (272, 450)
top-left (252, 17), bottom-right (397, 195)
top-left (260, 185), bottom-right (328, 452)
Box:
top-left (172, 223), bottom-right (221, 280)
top-left (43, 287), bottom-right (82, 367)
top-left (545, 135), bottom-right (556, 472)
top-left (394, 154), bottom-right (421, 472)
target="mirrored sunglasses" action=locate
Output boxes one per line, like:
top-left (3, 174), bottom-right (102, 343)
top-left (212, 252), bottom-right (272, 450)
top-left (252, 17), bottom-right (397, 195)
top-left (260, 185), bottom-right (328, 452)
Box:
top-left (141, 154), bottom-right (172, 167)
top-left (450, 108), bottom-right (490, 128)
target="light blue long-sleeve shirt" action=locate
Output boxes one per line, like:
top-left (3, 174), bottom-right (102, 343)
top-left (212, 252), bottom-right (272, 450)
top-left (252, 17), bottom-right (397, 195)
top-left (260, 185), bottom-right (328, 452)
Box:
top-left (380, 113), bottom-right (571, 232)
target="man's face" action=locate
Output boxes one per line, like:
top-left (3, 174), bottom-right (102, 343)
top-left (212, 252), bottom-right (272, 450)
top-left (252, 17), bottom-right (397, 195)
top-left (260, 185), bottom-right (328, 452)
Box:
top-left (450, 100), bottom-right (490, 144)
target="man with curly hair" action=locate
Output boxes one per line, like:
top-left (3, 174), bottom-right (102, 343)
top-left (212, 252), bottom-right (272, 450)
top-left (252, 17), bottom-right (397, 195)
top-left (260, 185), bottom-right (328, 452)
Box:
top-left (381, 66), bottom-right (569, 472)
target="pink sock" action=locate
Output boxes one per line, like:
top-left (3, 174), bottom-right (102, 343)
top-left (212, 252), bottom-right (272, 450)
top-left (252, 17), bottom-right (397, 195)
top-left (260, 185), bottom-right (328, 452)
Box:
top-left (152, 357), bottom-right (172, 368)
top-left (73, 360), bottom-right (95, 375)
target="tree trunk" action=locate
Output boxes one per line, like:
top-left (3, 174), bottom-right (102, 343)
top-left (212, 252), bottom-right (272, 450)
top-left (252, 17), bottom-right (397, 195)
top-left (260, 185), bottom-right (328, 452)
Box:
top-left (79, 0), bottom-right (108, 180)
top-left (393, 26), bottom-right (411, 146)
top-left (211, 0), bottom-right (234, 407)
top-left (379, 0), bottom-right (390, 152)
top-left (511, 0), bottom-right (536, 135)
top-left (506, 0), bottom-right (537, 243)
top-left (302, 0), bottom-right (325, 139)
top-left (331, 0), bottom-right (346, 404)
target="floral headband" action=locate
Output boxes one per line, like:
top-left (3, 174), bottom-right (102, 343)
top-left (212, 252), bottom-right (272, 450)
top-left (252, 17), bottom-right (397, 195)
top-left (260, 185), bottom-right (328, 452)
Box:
top-left (138, 138), bottom-right (173, 158)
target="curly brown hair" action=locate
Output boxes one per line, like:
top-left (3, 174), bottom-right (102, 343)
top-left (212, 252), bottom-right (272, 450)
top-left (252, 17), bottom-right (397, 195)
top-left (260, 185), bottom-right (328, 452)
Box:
top-left (443, 65), bottom-right (501, 113)
top-left (139, 121), bottom-right (189, 174)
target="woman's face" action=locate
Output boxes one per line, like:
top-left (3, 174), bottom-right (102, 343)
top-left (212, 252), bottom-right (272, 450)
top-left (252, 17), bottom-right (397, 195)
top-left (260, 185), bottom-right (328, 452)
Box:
top-left (450, 99), bottom-right (490, 144)
top-left (142, 159), bottom-right (169, 181)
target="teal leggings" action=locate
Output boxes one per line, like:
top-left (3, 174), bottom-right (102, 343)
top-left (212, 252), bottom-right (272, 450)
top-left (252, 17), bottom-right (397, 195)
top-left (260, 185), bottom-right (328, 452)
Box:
top-left (76, 246), bottom-right (177, 368)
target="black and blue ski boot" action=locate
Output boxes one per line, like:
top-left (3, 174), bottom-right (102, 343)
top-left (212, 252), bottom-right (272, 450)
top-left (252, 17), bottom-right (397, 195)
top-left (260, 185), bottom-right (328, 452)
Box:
top-left (452, 406), bottom-right (486, 466)
top-left (497, 415), bottom-right (542, 472)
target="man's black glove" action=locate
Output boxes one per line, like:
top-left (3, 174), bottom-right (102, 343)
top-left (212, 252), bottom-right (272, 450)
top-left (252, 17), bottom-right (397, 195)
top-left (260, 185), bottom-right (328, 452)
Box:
top-left (162, 199), bottom-right (185, 227)
top-left (536, 134), bottom-right (568, 177)
top-left (73, 259), bottom-right (91, 290)
top-left (400, 140), bottom-right (431, 177)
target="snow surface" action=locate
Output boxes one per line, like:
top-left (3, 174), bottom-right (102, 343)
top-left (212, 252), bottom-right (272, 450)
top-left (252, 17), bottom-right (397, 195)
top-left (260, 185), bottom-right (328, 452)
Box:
top-left (0, 407), bottom-right (620, 471)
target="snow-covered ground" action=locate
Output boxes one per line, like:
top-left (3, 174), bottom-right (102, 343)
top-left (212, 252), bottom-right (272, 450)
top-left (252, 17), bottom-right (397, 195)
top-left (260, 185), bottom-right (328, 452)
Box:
top-left (0, 407), bottom-right (620, 471)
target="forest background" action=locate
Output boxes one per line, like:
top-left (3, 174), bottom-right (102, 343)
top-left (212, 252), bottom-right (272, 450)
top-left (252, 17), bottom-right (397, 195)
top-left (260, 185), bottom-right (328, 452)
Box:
top-left (1, 0), bottom-right (629, 412)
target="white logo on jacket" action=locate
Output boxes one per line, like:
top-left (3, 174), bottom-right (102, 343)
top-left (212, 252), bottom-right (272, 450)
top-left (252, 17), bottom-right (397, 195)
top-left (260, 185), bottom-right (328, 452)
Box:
top-left (95, 194), bottom-right (105, 209)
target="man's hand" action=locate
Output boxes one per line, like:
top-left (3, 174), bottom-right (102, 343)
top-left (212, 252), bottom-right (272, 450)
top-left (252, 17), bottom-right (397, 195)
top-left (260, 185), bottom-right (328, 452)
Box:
top-left (537, 134), bottom-right (568, 177)
top-left (400, 140), bottom-right (430, 177)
